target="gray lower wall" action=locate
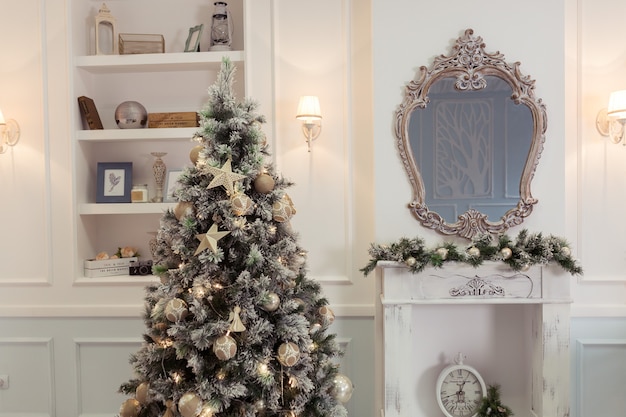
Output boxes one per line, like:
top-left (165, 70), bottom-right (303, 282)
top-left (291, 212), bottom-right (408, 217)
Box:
top-left (0, 316), bottom-right (375, 417)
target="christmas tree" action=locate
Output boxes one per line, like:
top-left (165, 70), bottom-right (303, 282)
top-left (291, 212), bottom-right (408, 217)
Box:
top-left (117, 58), bottom-right (352, 417)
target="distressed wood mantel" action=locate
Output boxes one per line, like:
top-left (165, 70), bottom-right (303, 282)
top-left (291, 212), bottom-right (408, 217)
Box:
top-left (374, 261), bottom-right (571, 417)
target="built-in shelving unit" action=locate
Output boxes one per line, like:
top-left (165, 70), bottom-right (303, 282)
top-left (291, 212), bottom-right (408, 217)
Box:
top-left (70, 0), bottom-right (246, 283)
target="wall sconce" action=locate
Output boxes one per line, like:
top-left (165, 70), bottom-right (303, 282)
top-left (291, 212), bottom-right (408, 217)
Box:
top-left (295, 96), bottom-right (322, 152)
top-left (0, 109), bottom-right (20, 154)
top-left (596, 90), bottom-right (626, 145)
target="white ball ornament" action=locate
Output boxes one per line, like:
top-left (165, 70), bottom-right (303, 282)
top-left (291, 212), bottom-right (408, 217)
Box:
top-left (319, 306), bottom-right (335, 325)
top-left (500, 247), bottom-right (513, 259)
top-left (272, 194), bottom-right (296, 222)
top-left (560, 246), bottom-right (571, 257)
top-left (331, 374), bottom-right (354, 404)
top-left (277, 341), bottom-right (301, 367)
top-left (261, 292), bottom-right (280, 312)
top-left (468, 246), bottom-right (480, 257)
top-left (119, 398), bottom-right (141, 417)
top-left (436, 247), bottom-right (449, 260)
top-left (405, 256), bottom-right (416, 267)
top-left (165, 298), bottom-right (189, 322)
top-left (231, 193), bottom-right (254, 216)
top-left (520, 263), bottom-right (530, 272)
top-left (178, 392), bottom-right (202, 417)
top-left (213, 334), bottom-right (237, 360)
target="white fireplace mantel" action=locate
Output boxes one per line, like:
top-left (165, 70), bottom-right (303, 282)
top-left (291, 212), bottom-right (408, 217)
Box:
top-left (374, 261), bottom-right (571, 417)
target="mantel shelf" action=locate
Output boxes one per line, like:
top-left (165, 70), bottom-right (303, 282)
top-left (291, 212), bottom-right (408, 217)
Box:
top-left (76, 127), bottom-right (198, 142)
top-left (74, 50), bottom-right (245, 73)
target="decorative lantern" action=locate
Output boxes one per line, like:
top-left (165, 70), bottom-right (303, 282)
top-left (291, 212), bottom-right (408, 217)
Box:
top-left (95, 3), bottom-right (118, 55)
top-left (209, 2), bottom-right (233, 51)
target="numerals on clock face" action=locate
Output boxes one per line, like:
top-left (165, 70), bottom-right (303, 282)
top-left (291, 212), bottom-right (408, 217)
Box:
top-left (439, 368), bottom-right (483, 417)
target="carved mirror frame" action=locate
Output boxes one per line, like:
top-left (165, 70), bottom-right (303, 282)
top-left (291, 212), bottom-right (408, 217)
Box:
top-left (395, 29), bottom-right (547, 239)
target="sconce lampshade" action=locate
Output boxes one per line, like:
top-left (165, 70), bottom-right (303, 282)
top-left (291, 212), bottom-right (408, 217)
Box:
top-left (296, 96), bottom-right (322, 121)
top-left (607, 90), bottom-right (626, 120)
top-left (0, 108), bottom-right (5, 125)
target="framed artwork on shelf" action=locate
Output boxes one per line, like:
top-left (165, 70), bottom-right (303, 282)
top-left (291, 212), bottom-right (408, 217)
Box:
top-left (96, 162), bottom-right (133, 203)
top-left (184, 24), bottom-right (203, 52)
top-left (165, 169), bottom-right (184, 202)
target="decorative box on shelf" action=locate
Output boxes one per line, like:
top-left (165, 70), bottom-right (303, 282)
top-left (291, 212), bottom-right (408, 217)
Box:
top-left (119, 33), bottom-right (164, 55)
top-left (148, 112), bottom-right (199, 128)
top-left (83, 257), bottom-right (138, 278)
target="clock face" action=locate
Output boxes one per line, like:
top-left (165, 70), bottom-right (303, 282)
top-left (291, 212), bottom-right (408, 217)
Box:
top-left (438, 366), bottom-right (485, 417)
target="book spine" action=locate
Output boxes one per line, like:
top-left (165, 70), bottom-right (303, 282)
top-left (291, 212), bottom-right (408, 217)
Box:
top-left (77, 96), bottom-right (104, 130)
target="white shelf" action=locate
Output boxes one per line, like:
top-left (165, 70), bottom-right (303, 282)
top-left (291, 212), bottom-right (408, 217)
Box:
top-left (74, 275), bottom-right (160, 286)
top-left (76, 127), bottom-right (199, 142)
top-left (74, 51), bottom-right (245, 73)
top-left (79, 203), bottom-right (174, 215)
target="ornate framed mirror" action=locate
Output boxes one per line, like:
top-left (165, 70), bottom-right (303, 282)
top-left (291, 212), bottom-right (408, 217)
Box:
top-left (395, 29), bottom-right (547, 239)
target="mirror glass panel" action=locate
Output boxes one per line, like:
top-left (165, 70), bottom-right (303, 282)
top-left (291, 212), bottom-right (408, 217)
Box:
top-left (395, 29), bottom-right (546, 239)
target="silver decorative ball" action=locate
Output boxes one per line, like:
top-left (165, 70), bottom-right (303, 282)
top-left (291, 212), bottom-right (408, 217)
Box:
top-left (261, 292), bottom-right (280, 312)
top-left (331, 374), bottom-right (354, 404)
top-left (115, 101), bottom-right (147, 129)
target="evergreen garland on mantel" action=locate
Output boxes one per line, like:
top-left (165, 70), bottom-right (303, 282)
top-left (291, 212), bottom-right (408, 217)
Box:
top-left (360, 229), bottom-right (583, 276)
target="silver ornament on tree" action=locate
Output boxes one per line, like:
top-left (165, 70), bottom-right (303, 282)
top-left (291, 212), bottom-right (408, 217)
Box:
top-left (331, 373), bottom-right (354, 404)
top-left (151, 152), bottom-right (167, 202)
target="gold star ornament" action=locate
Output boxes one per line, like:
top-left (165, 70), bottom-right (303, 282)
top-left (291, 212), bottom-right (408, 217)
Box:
top-left (194, 223), bottom-right (230, 255)
top-left (206, 159), bottom-right (247, 195)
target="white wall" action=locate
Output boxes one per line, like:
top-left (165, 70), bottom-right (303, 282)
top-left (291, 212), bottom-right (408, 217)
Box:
top-left (0, 0), bottom-right (624, 416)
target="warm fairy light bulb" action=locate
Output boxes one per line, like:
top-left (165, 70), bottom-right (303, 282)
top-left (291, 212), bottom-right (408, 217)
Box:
top-left (310, 342), bottom-right (318, 351)
top-left (213, 283), bottom-right (223, 290)
top-left (179, 263), bottom-right (185, 269)
top-left (289, 375), bottom-right (298, 388)
top-left (258, 362), bottom-right (269, 375)
top-left (268, 225), bottom-right (277, 235)
top-left (171, 372), bottom-right (183, 383)
top-left (199, 404), bottom-right (216, 417)
top-left (216, 370), bottom-right (226, 380)
top-left (161, 338), bottom-right (174, 348)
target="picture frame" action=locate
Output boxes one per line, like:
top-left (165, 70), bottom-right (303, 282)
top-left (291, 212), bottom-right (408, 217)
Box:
top-left (184, 24), bottom-right (203, 52)
top-left (165, 169), bottom-right (184, 202)
top-left (96, 162), bottom-right (133, 203)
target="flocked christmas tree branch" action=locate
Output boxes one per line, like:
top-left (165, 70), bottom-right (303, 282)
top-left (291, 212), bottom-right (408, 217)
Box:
top-left (360, 229), bottom-right (583, 276)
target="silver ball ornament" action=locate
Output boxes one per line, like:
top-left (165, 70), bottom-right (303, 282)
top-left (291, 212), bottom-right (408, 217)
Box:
top-left (115, 101), bottom-right (147, 129)
top-left (261, 292), bottom-right (280, 312)
top-left (331, 374), bottom-right (354, 404)
top-left (500, 247), bottom-right (512, 259)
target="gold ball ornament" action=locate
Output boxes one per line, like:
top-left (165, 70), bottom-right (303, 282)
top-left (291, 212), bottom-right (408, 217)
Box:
top-left (154, 321), bottom-right (169, 332)
top-left (405, 256), bottom-right (416, 267)
top-left (190, 145), bottom-right (203, 165)
top-left (331, 374), bottom-right (354, 404)
top-left (500, 247), bottom-right (513, 259)
top-left (560, 246), bottom-right (571, 257)
top-left (520, 263), bottom-right (531, 272)
top-left (467, 246), bottom-right (480, 257)
top-left (436, 247), bottom-right (449, 260)
top-left (119, 398), bottom-right (141, 417)
top-left (277, 341), bottom-right (301, 367)
top-left (309, 323), bottom-right (322, 334)
top-left (319, 306), bottom-right (335, 325)
top-left (174, 201), bottom-right (194, 220)
top-left (179, 392), bottom-right (203, 417)
top-left (254, 173), bottom-right (275, 194)
top-left (165, 298), bottom-right (189, 322)
top-left (272, 194), bottom-right (296, 222)
top-left (135, 382), bottom-right (149, 404)
top-left (261, 292), bottom-right (280, 312)
top-left (213, 334), bottom-right (237, 360)
top-left (231, 193), bottom-right (254, 216)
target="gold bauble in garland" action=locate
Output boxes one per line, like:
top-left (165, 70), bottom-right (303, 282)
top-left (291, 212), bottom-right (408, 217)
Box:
top-left (165, 298), bottom-right (189, 322)
top-left (119, 398), bottom-right (141, 417)
top-left (231, 193), bottom-right (254, 216)
top-left (331, 374), bottom-right (354, 404)
top-left (272, 194), bottom-right (296, 222)
top-left (174, 201), bottom-right (194, 220)
top-left (190, 145), bottom-right (203, 165)
top-left (178, 392), bottom-right (202, 417)
top-left (254, 173), bottom-right (275, 194)
top-left (500, 247), bottom-right (512, 259)
top-left (135, 382), bottom-right (149, 404)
